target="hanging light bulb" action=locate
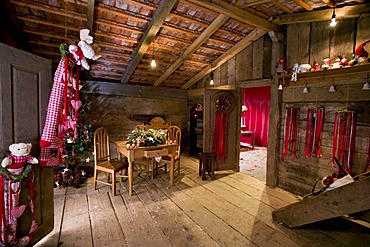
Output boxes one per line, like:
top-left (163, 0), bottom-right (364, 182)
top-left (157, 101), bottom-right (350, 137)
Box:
top-left (278, 83), bottom-right (283, 90)
top-left (151, 40), bottom-right (156, 68)
top-left (210, 72), bottom-right (214, 85)
top-left (330, 7), bottom-right (337, 27)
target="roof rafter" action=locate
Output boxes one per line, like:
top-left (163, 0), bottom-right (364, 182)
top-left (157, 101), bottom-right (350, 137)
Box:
top-left (121, 0), bottom-right (178, 84)
top-left (274, 4), bottom-right (370, 24)
top-left (86, 0), bottom-right (95, 31)
top-left (153, 14), bottom-right (229, 87)
top-left (182, 28), bottom-right (267, 89)
top-left (185, 0), bottom-right (279, 31)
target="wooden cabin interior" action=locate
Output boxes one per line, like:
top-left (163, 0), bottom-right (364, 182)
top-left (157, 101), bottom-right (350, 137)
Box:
top-left (0, 0), bottom-right (370, 246)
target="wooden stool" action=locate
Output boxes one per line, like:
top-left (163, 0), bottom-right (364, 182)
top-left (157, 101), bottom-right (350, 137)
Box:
top-left (198, 153), bottom-right (216, 180)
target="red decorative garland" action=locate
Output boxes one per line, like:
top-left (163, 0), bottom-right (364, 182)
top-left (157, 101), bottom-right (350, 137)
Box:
top-left (282, 107), bottom-right (300, 160)
top-left (305, 107), bottom-right (325, 158)
top-left (331, 110), bottom-right (356, 173)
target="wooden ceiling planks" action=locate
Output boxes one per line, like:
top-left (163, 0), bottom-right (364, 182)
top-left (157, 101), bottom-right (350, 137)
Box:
top-left (6, 0), bottom-right (367, 89)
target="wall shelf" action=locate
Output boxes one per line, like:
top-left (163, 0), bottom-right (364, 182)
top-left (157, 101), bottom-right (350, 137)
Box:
top-left (277, 64), bottom-right (370, 86)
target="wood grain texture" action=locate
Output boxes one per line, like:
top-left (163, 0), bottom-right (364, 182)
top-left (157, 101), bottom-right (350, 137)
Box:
top-left (35, 155), bottom-right (370, 247)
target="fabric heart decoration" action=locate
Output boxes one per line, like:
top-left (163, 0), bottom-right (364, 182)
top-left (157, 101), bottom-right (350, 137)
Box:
top-left (58, 123), bottom-right (65, 133)
top-left (11, 205), bottom-right (26, 218)
top-left (71, 100), bottom-right (82, 110)
top-left (155, 155), bottom-right (162, 163)
top-left (11, 182), bottom-right (20, 193)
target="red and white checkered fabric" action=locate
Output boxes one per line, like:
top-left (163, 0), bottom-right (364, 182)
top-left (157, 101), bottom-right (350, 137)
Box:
top-left (40, 59), bottom-right (65, 147)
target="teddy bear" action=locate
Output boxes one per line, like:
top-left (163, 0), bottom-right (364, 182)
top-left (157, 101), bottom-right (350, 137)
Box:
top-left (1, 143), bottom-right (38, 170)
top-left (68, 29), bottom-right (101, 70)
top-left (0, 143), bottom-right (38, 246)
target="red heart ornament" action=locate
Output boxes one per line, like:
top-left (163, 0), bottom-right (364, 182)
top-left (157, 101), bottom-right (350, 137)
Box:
top-left (71, 100), bottom-right (82, 110)
top-left (11, 205), bottom-right (26, 218)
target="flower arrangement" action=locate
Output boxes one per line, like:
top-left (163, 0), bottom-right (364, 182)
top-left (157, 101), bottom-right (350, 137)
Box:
top-left (127, 129), bottom-right (167, 146)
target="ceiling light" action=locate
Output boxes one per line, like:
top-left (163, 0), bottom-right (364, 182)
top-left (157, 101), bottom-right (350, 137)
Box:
top-left (151, 40), bottom-right (156, 68)
top-left (278, 83), bottom-right (283, 90)
top-left (330, 7), bottom-right (336, 27)
top-left (210, 72), bottom-right (214, 85)
top-left (303, 85), bottom-right (309, 94)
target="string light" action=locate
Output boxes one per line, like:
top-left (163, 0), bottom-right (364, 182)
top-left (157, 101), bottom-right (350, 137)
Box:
top-left (330, 6), bottom-right (337, 27)
top-left (151, 40), bottom-right (156, 68)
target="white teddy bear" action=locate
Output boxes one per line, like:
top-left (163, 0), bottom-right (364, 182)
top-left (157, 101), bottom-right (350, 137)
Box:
top-left (68, 29), bottom-right (101, 70)
top-left (1, 143), bottom-right (38, 169)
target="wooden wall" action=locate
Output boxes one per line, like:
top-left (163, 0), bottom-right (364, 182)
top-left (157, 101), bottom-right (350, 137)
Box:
top-left (277, 15), bottom-right (370, 196)
top-left (81, 80), bottom-right (188, 158)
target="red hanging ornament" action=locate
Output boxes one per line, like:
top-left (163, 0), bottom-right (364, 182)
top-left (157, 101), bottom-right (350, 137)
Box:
top-left (305, 107), bottom-right (325, 158)
top-left (331, 110), bottom-right (356, 173)
top-left (282, 107), bottom-right (300, 160)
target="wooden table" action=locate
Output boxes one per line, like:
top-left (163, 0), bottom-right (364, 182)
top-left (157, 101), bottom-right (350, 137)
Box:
top-left (240, 131), bottom-right (255, 149)
top-left (115, 141), bottom-right (177, 196)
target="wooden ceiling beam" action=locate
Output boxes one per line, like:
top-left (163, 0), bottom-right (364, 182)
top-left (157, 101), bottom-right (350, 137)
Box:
top-left (240, 0), bottom-right (272, 8)
top-left (274, 4), bottom-right (370, 24)
top-left (153, 14), bottom-right (229, 86)
top-left (271, 0), bottom-right (293, 14)
top-left (181, 28), bottom-right (266, 89)
top-left (185, 0), bottom-right (279, 31)
top-left (86, 0), bottom-right (95, 31)
top-left (292, 0), bottom-right (313, 11)
top-left (120, 0), bottom-right (178, 83)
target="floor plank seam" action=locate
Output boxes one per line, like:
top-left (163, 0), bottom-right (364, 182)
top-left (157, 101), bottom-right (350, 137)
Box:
top-left (57, 188), bottom-right (68, 246)
top-left (86, 190), bottom-right (95, 247)
top-left (107, 191), bottom-right (129, 246)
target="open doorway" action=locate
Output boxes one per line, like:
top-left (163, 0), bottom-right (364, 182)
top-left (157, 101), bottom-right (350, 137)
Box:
top-left (239, 86), bottom-right (271, 183)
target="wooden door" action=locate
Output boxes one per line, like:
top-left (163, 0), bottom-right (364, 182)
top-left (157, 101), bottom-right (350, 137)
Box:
top-left (203, 89), bottom-right (240, 171)
top-left (0, 43), bottom-right (53, 245)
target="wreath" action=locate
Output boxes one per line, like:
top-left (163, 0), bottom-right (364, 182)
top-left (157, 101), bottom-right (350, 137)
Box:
top-left (212, 91), bottom-right (235, 113)
top-left (0, 165), bottom-right (32, 181)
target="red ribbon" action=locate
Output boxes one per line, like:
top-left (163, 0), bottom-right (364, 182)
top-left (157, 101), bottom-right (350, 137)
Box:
top-left (212, 112), bottom-right (228, 161)
top-left (331, 111), bottom-right (356, 173)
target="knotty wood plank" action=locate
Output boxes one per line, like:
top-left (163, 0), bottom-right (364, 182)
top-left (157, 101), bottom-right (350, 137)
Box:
top-left (330, 18), bottom-right (356, 60)
top-left (187, 175), bottom-right (346, 247)
top-left (110, 180), bottom-right (171, 246)
top-left (273, 176), bottom-right (370, 228)
top-left (252, 36), bottom-right (264, 79)
top-left (310, 21), bottom-right (330, 65)
top-left (87, 185), bottom-right (127, 246)
top-left (236, 45), bottom-right (253, 81)
top-left (218, 174), bottom-right (291, 209)
top-left (176, 176), bottom-right (301, 247)
top-left (286, 23), bottom-right (310, 68)
top-left (135, 177), bottom-right (218, 246)
top-left (156, 179), bottom-right (252, 247)
top-left (59, 186), bottom-right (93, 246)
top-left (34, 188), bottom-right (66, 247)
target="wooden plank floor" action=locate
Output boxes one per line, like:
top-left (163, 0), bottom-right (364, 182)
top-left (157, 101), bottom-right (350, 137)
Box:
top-left (35, 155), bottom-right (370, 247)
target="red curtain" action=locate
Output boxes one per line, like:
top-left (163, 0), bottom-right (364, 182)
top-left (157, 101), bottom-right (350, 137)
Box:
top-left (241, 86), bottom-right (271, 147)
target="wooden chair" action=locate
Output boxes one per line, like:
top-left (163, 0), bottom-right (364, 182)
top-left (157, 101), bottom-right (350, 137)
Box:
top-left (154, 125), bottom-right (181, 177)
top-left (93, 127), bottom-right (128, 196)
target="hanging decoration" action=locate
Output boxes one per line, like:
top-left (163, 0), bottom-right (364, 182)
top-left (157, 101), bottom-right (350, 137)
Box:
top-left (282, 107), bottom-right (300, 160)
top-left (212, 91), bottom-right (235, 161)
top-left (0, 143), bottom-right (38, 246)
top-left (305, 107), bottom-right (325, 158)
top-left (331, 110), bottom-right (357, 173)
top-left (39, 29), bottom-right (100, 167)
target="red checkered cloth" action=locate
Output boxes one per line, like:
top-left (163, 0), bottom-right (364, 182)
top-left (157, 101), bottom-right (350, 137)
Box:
top-left (40, 59), bottom-right (65, 147)
top-left (6, 154), bottom-right (37, 169)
